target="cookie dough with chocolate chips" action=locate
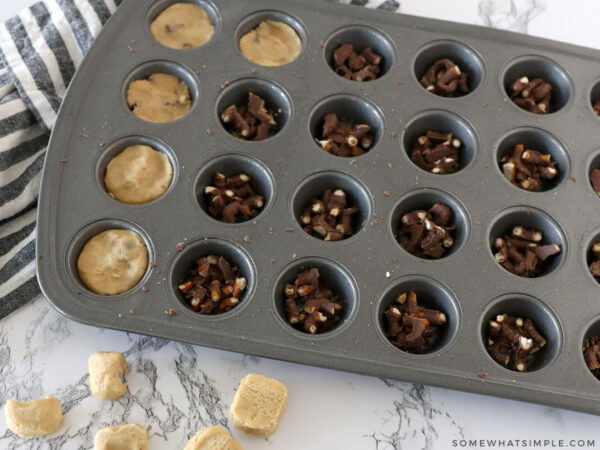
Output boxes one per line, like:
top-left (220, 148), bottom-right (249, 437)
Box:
top-left (239, 20), bottom-right (301, 66)
top-left (104, 145), bottom-right (173, 204)
top-left (583, 335), bottom-right (600, 380)
top-left (299, 188), bottom-right (359, 241)
top-left (508, 76), bottom-right (552, 114)
top-left (220, 92), bottom-right (276, 141)
top-left (150, 3), bottom-right (214, 49)
top-left (127, 73), bottom-right (191, 123)
top-left (332, 43), bottom-right (382, 81)
top-left (316, 113), bottom-right (374, 157)
top-left (420, 58), bottom-right (468, 97)
top-left (396, 203), bottom-right (455, 259)
top-left (77, 229), bottom-right (148, 295)
top-left (500, 144), bottom-right (558, 192)
top-left (411, 130), bottom-right (462, 174)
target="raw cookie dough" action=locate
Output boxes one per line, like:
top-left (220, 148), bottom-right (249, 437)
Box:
top-left (4, 396), bottom-right (64, 438)
top-left (184, 426), bottom-right (242, 450)
top-left (94, 424), bottom-right (149, 450)
top-left (230, 373), bottom-right (288, 437)
top-left (89, 352), bottom-right (128, 400)
top-left (127, 73), bottom-right (191, 123)
top-left (77, 229), bottom-right (148, 295)
top-left (105, 145), bottom-right (173, 204)
top-left (150, 3), bottom-right (214, 49)
top-left (239, 20), bottom-right (301, 66)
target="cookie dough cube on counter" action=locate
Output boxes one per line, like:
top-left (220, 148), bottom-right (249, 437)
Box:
top-left (94, 423), bottom-right (148, 450)
top-left (4, 396), bottom-right (64, 438)
top-left (230, 374), bottom-right (287, 437)
top-left (184, 425), bottom-right (242, 450)
top-left (88, 351), bottom-right (128, 400)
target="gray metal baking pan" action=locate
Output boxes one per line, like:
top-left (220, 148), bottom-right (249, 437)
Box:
top-left (36, 0), bottom-right (600, 415)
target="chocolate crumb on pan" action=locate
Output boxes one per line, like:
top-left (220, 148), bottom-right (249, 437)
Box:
top-left (283, 268), bottom-right (344, 334)
top-left (493, 226), bottom-right (561, 278)
top-left (420, 59), bottom-right (468, 97)
top-left (316, 113), bottom-right (374, 157)
top-left (589, 241), bottom-right (600, 281)
top-left (178, 255), bottom-right (247, 314)
top-left (508, 76), bottom-right (552, 114)
top-left (589, 168), bottom-right (600, 196)
top-left (332, 43), bottom-right (383, 82)
top-left (500, 144), bottom-right (558, 191)
top-left (411, 130), bottom-right (462, 174)
top-left (299, 188), bottom-right (359, 241)
top-left (204, 172), bottom-right (264, 223)
top-left (384, 291), bottom-right (447, 353)
top-left (220, 92), bottom-right (277, 141)
top-left (396, 203), bottom-right (455, 259)
top-left (486, 313), bottom-right (547, 372)
top-left (583, 336), bottom-right (600, 380)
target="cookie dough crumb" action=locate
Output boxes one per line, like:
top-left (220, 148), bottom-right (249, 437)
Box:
top-left (94, 424), bottom-right (148, 450)
top-left (184, 425), bottom-right (242, 450)
top-left (230, 373), bottom-right (287, 437)
top-left (4, 396), bottom-right (64, 438)
top-left (88, 352), bottom-right (128, 400)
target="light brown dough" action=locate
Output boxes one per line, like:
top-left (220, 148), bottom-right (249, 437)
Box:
top-left (230, 373), bottom-right (288, 437)
top-left (94, 424), bottom-right (149, 450)
top-left (4, 396), bottom-right (64, 438)
top-left (239, 20), bottom-right (301, 66)
top-left (105, 145), bottom-right (173, 204)
top-left (127, 73), bottom-right (191, 123)
top-left (89, 352), bottom-right (128, 400)
top-left (184, 425), bottom-right (242, 450)
top-left (150, 3), bottom-right (214, 49)
top-left (77, 229), bottom-right (148, 296)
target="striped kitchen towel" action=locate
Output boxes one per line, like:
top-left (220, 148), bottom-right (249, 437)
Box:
top-left (0, 0), bottom-right (399, 319)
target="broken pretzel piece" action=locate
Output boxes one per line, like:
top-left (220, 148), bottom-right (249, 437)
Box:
top-left (283, 267), bottom-right (344, 334)
top-left (500, 144), bottom-right (558, 192)
top-left (316, 113), bottom-right (374, 157)
top-left (411, 129), bottom-right (462, 174)
top-left (178, 254), bottom-right (247, 314)
top-left (384, 291), bottom-right (447, 353)
top-left (396, 203), bottom-right (455, 259)
top-left (205, 172), bottom-right (264, 223)
top-left (420, 58), bottom-right (468, 97)
top-left (583, 335), bottom-right (600, 380)
top-left (508, 76), bottom-right (552, 114)
top-left (486, 313), bottom-right (546, 372)
top-left (332, 43), bottom-right (382, 82)
top-left (220, 92), bottom-right (277, 141)
top-left (300, 188), bottom-right (359, 241)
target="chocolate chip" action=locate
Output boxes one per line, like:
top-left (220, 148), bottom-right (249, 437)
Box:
top-left (411, 130), bottom-right (462, 174)
top-left (300, 189), bottom-right (359, 241)
top-left (396, 204), bottom-right (455, 259)
top-left (487, 313), bottom-right (546, 372)
top-left (316, 113), bottom-right (374, 157)
top-left (420, 59), bottom-right (469, 97)
top-left (332, 43), bottom-right (382, 82)
top-left (205, 172), bottom-right (264, 223)
top-left (220, 92), bottom-right (276, 141)
top-left (178, 255), bottom-right (247, 314)
top-left (509, 76), bottom-right (552, 114)
top-left (283, 268), bottom-right (344, 334)
top-left (500, 144), bottom-right (558, 192)
top-left (583, 336), bottom-right (600, 379)
top-left (384, 291), bottom-right (447, 353)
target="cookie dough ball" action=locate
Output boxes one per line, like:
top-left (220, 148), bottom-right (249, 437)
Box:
top-left (127, 73), bottom-right (191, 123)
top-left (4, 396), bottom-right (64, 438)
top-left (94, 424), bottom-right (149, 450)
top-left (184, 426), bottom-right (242, 450)
top-left (239, 20), bottom-right (301, 67)
top-left (230, 373), bottom-right (287, 437)
top-left (77, 229), bottom-right (148, 295)
top-left (105, 145), bottom-right (173, 204)
top-left (150, 3), bottom-right (214, 49)
top-left (89, 352), bottom-right (128, 400)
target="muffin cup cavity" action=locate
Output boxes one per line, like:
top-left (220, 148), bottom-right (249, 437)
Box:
top-left (479, 294), bottom-right (562, 373)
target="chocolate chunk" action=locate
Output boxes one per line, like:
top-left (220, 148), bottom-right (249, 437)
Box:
top-left (590, 168), bottom-right (600, 196)
top-left (396, 204), bottom-right (455, 259)
top-left (419, 58), bottom-right (469, 97)
top-left (178, 255), bottom-right (247, 314)
top-left (331, 43), bottom-right (382, 82)
top-left (411, 130), bottom-right (462, 174)
top-left (316, 113), bottom-right (374, 157)
top-left (500, 144), bottom-right (558, 192)
top-left (205, 172), bottom-right (264, 223)
top-left (283, 268), bottom-right (344, 334)
top-left (508, 76), bottom-right (552, 114)
top-left (384, 291), bottom-right (447, 353)
top-left (583, 336), bottom-right (600, 379)
top-left (300, 189), bottom-right (359, 240)
top-left (220, 92), bottom-right (277, 141)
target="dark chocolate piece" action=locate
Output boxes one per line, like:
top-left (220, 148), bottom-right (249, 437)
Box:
top-left (508, 76), bottom-right (552, 114)
top-left (332, 43), bottom-right (382, 82)
top-left (396, 203), bottom-right (455, 259)
top-left (220, 92), bottom-right (276, 141)
top-left (316, 113), bottom-right (374, 157)
top-left (583, 335), bottom-right (600, 379)
top-left (500, 144), bottom-right (558, 192)
top-left (384, 291), bottom-right (447, 353)
top-left (178, 255), bottom-right (247, 314)
top-left (299, 188), bottom-right (359, 241)
top-left (283, 268), bottom-right (344, 334)
top-left (204, 172), bottom-right (264, 223)
top-left (419, 58), bottom-right (469, 97)
top-left (410, 129), bottom-right (462, 174)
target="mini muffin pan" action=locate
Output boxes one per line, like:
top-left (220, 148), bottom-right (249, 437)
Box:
top-left (36, 0), bottom-right (600, 415)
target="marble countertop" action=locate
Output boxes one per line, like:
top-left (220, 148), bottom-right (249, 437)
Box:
top-left (2, 0), bottom-right (600, 449)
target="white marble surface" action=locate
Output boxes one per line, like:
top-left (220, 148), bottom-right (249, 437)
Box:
top-left (2, 0), bottom-right (600, 449)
